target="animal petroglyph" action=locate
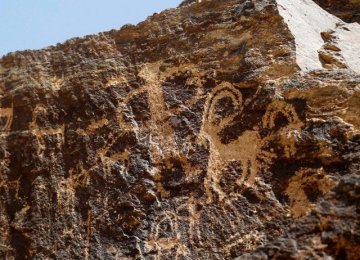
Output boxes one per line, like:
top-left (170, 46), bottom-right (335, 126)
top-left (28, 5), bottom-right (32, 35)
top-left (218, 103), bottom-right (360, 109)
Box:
top-left (0, 104), bottom-right (13, 131)
top-left (1, 0), bottom-right (360, 258)
top-left (145, 80), bottom-right (305, 258)
top-left (146, 194), bottom-right (268, 258)
top-left (200, 82), bottom-right (302, 203)
top-left (200, 82), bottom-right (261, 202)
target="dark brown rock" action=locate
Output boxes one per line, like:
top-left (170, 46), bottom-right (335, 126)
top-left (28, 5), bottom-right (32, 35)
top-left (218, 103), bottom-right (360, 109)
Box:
top-left (314, 0), bottom-right (360, 23)
top-left (0, 0), bottom-right (359, 259)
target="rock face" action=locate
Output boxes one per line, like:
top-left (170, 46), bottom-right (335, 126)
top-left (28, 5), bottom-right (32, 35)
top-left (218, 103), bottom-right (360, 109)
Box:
top-left (314, 0), bottom-right (360, 23)
top-left (0, 0), bottom-right (359, 259)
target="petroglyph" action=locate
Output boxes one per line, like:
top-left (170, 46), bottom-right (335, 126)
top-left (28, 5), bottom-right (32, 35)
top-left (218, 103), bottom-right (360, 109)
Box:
top-left (147, 194), bottom-right (269, 258)
top-left (145, 79), bottom-right (307, 258)
top-left (0, 104), bottom-right (13, 131)
top-left (147, 208), bottom-right (191, 259)
top-left (17, 71), bottom-right (311, 260)
top-left (199, 82), bottom-right (301, 203)
top-left (1, 0), bottom-right (360, 257)
top-left (139, 63), bottom-right (178, 161)
top-left (285, 167), bottom-right (334, 218)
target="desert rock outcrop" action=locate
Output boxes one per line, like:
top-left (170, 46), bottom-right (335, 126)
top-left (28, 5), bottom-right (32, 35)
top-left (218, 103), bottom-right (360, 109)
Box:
top-left (314, 0), bottom-right (360, 23)
top-left (0, 0), bottom-right (359, 259)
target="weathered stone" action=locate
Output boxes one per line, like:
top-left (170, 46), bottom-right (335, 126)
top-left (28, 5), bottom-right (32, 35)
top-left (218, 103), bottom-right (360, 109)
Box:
top-left (314, 0), bottom-right (360, 23)
top-left (0, 0), bottom-right (359, 259)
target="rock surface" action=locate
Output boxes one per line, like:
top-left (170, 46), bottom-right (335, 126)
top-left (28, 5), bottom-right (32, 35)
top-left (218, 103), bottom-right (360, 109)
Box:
top-left (314, 0), bottom-right (360, 23)
top-left (0, 0), bottom-right (359, 259)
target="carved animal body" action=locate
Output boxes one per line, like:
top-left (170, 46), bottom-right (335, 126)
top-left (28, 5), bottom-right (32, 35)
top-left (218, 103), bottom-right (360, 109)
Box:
top-left (0, 105), bottom-right (13, 131)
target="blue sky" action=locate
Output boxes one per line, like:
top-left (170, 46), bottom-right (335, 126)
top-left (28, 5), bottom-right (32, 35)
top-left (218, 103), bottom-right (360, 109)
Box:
top-left (0, 0), bottom-right (182, 56)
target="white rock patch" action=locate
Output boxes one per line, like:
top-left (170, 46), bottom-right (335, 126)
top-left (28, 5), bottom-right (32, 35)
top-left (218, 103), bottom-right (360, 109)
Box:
top-left (335, 23), bottom-right (360, 74)
top-left (276, 0), bottom-right (360, 74)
